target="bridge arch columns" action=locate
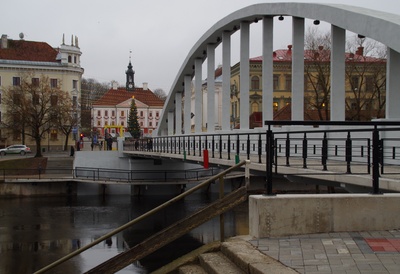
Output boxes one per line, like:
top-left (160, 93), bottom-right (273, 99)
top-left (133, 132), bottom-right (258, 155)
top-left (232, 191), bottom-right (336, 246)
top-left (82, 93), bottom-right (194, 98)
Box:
top-left (156, 3), bottom-right (400, 136)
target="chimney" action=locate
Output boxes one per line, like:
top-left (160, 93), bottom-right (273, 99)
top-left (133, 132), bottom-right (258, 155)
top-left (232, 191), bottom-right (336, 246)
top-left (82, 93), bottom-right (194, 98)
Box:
top-left (1, 34), bottom-right (8, 49)
top-left (356, 46), bottom-right (364, 56)
top-left (111, 81), bottom-right (118, 90)
top-left (287, 45), bottom-right (292, 51)
top-left (143, 82), bottom-right (148, 90)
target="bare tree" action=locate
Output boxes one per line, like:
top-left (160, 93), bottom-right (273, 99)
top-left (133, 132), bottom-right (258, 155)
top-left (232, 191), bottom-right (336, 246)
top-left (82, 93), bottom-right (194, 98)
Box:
top-left (1, 72), bottom-right (73, 157)
top-left (153, 88), bottom-right (167, 101)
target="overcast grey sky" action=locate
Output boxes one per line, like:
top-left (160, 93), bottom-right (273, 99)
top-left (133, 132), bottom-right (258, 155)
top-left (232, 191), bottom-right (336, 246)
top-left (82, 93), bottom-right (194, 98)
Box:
top-left (2, 0), bottom-right (400, 92)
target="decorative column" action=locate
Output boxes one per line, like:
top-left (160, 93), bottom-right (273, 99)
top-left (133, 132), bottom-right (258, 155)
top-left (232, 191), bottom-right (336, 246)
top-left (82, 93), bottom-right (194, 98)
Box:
top-left (331, 25), bottom-right (346, 121)
top-left (168, 111), bottom-right (174, 136)
top-left (222, 31), bottom-right (231, 131)
top-left (207, 44), bottom-right (216, 132)
top-left (386, 47), bottom-right (400, 119)
top-left (194, 58), bottom-right (203, 133)
top-left (262, 16), bottom-right (274, 124)
top-left (184, 75), bottom-right (192, 134)
top-left (291, 17), bottom-right (304, 121)
top-left (175, 91), bottom-right (182, 135)
top-left (240, 21), bottom-right (250, 129)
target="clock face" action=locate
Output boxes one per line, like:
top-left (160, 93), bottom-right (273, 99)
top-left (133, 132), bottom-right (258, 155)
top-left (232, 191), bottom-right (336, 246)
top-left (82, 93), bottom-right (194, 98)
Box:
top-left (128, 84), bottom-right (133, 88)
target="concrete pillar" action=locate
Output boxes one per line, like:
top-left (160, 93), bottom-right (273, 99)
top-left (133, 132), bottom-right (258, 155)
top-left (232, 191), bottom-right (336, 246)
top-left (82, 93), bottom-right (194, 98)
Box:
top-left (262, 16), bottom-right (274, 124)
top-left (184, 75), bottom-right (192, 134)
top-left (386, 47), bottom-right (400, 119)
top-left (175, 91), bottom-right (182, 135)
top-left (194, 58), bottom-right (203, 133)
top-left (222, 31), bottom-right (231, 131)
top-left (291, 17), bottom-right (304, 121)
top-left (168, 111), bottom-right (174, 136)
top-left (207, 44), bottom-right (216, 132)
top-left (331, 25), bottom-right (346, 121)
top-left (240, 21), bottom-right (250, 129)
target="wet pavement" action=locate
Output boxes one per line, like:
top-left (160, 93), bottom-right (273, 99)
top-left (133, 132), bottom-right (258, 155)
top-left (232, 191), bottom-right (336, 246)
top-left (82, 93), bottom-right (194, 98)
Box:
top-left (250, 230), bottom-right (400, 273)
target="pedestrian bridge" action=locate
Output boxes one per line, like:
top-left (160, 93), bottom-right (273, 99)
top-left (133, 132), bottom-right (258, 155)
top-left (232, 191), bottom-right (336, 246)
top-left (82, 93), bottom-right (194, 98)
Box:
top-left (138, 3), bottom-right (400, 194)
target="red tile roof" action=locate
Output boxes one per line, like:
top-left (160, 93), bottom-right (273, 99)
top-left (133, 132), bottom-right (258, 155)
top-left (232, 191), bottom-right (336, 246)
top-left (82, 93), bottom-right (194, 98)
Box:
top-left (0, 39), bottom-right (58, 62)
top-left (93, 87), bottom-right (165, 107)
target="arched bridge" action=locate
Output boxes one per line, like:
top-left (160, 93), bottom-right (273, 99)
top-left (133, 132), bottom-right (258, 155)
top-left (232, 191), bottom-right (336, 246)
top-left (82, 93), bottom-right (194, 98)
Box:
top-left (155, 2), bottom-right (400, 136)
top-left (126, 3), bottom-right (400, 194)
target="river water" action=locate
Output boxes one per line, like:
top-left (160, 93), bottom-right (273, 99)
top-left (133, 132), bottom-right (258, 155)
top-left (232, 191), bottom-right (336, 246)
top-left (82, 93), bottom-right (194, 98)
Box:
top-left (0, 193), bottom-right (249, 273)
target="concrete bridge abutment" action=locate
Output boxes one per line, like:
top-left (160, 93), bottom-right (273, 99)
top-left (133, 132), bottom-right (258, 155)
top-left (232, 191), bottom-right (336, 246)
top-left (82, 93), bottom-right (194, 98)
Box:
top-left (249, 193), bottom-right (400, 238)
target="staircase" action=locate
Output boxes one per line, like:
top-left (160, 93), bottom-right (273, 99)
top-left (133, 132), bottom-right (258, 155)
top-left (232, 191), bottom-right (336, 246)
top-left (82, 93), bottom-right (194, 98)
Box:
top-left (154, 236), bottom-right (298, 274)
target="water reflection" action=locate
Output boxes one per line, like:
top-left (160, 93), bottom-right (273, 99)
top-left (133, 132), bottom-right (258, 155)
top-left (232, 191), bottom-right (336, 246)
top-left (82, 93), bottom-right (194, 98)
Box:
top-left (0, 194), bottom-right (248, 273)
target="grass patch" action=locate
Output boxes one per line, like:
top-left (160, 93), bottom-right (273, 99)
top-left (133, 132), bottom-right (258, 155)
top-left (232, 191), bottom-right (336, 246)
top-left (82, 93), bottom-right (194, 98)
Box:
top-left (0, 157), bottom-right (48, 175)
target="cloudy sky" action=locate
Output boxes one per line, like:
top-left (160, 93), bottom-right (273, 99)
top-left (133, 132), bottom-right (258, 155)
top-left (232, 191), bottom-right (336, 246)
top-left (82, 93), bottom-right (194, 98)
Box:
top-left (2, 0), bottom-right (399, 93)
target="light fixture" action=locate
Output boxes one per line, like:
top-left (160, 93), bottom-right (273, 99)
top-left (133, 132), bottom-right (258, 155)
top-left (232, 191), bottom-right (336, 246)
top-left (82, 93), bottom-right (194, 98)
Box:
top-left (313, 20), bottom-right (320, 25)
top-left (358, 34), bottom-right (365, 39)
top-left (254, 18), bottom-right (258, 23)
top-left (278, 15), bottom-right (284, 21)
top-left (217, 36), bottom-right (221, 42)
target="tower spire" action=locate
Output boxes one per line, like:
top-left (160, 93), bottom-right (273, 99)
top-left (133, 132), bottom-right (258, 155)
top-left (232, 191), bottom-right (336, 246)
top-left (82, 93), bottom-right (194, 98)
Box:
top-left (126, 51), bottom-right (135, 91)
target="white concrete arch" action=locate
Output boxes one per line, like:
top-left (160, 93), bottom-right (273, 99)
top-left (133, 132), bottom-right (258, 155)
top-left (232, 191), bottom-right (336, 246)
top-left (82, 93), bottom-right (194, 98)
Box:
top-left (156, 2), bottom-right (400, 136)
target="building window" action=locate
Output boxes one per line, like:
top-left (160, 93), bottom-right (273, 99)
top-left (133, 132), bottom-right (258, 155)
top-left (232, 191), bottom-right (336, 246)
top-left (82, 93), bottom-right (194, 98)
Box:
top-left (72, 96), bottom-right (77, 108)
top-left (140, 122), bottom-right (143, 127)
top-left (149, 111), bottom-right (153, 117)
top-left (13, 93), bottom-right (21, 105)
top-left (285, 74), bottom-right (291, 91)
top-left (351, 76), bottom-right (359, 90)
top-left (105, 110), bottom-right (108, 117)
top-left (111, 121), bottom-right (115, 126)
top-left (32, 94), bottom-right (39, 105)
top-left (273, 75), bottom-right (279, 90)
top-left (13, 77), bottom-right (21, 86)
top-left (149, 122), bottom-right (153, 127)
top-left (366, 76), bottom-right (374, 92)
top-left (68, 55), bottom-right (72, 63)
top-left (50, 79), bottom-right (58, 88)
top-left (32, 78), bottom-right (39, 87)
top-left (121, 121), bottom-right (124, 126)
top-left (111, 110), bottom-right (115, 117)
top-left (97, 110), bottom-right (101, 116)
top-left (97, 121), bottom-right (101, 126)
top-left (251, 102), bottom-right (259, 113)
top-left (50, 129), bottom-right (58, 140)
top-left (156, 112), bottom-right (159, 117)
top-left (121, 111), bottom-right (125, 117)
top-left (105, 121), bottom-right (108, 126)
top-left (51, 95), bottom-right (58, 106)
top-left (74, 56), bottom-right (77, 63)
top-left (251, 76), bottom-right (260, 90)
top-left (73, 80), bottom-right (78, 89)
top-left (140, 111), bottom-right (144, 117)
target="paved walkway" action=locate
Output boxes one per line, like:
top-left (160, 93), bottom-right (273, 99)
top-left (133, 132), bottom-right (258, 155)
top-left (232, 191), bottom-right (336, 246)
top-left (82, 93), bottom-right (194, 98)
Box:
top-left (249, 230), bottom-right (400, 273)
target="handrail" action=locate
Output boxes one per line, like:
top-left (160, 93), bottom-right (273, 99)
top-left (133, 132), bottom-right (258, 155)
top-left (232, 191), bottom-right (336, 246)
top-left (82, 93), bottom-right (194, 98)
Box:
top-left (34, 160), bottom-right (250, 274)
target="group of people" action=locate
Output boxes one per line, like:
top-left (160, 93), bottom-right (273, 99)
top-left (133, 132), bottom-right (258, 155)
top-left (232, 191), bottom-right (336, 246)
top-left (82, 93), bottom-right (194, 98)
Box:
top-left (133, 138), bottom-right (153, 151)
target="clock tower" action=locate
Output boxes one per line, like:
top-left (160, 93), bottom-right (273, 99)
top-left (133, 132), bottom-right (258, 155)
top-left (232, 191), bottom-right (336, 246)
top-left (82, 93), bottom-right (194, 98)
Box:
top-left (126, 59), bottom-right (135, 91)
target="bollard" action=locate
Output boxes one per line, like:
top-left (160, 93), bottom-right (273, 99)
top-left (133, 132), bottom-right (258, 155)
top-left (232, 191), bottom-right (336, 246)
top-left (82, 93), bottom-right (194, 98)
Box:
top-left (203, 150), bottom-right (209, 169)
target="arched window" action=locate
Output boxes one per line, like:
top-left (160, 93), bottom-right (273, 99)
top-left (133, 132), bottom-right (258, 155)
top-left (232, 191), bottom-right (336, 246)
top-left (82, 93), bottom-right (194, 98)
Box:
top-left (251, 76), bottom-right (260, 90)
top-left (68, 55), bottom-right (72, 63)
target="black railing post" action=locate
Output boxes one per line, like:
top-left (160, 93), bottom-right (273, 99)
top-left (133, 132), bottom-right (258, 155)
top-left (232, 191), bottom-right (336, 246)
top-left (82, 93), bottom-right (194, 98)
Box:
top-left (346, 131), bottom-right (352, 174)
top-left (199, 136), bottom-right (202, 157)
top-left (258, 133), bottom-right (262, 163)
top-left (302, 133), bottom-right (308, 169)
top-left (372, 126), bottom-right (381, 194)
top-left (266, 125), bottom-right (274, 195)
top-left (322, 132), bottom-right (328, 171)
top-left (367, 138), bottom-right (371, 174)
top-left (193, 135), bottom-right (196, 156)
top-left (247, 134), bottom-right (250, 160)
top-left (380, 139), bottom-right (384, 174)
top-left (219, 135), bottom-right (222, 159)
top-left (178, 136), bottom-right (181, 155)
top-left (236, 134), bottom-right (240, 158)
top-left (212, 135), bottom-right (215, 158)
top-left (285, 133), bottom-right (290, 166)
top-left (227, 135), bottom-right (231, 160)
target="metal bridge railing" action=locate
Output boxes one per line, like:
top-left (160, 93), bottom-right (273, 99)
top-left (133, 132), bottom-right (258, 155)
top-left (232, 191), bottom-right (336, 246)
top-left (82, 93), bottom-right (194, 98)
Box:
top-left (126, 120), bottom-right (400, 195)
top-left (33, 160), bottom-right (250, 274)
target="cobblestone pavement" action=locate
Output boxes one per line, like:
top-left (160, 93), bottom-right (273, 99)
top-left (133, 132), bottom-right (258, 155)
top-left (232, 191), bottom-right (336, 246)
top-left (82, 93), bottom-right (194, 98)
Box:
top-left (249, 230), bottom-right (400, 274)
